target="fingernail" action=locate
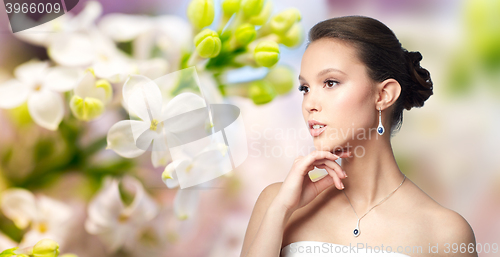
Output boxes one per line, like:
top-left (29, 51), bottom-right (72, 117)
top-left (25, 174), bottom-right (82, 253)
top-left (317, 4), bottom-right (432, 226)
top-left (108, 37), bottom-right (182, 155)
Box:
top-left (343, 171), bottom-right (347, 177)
top-left (341, 182), bottom-right (344, 189)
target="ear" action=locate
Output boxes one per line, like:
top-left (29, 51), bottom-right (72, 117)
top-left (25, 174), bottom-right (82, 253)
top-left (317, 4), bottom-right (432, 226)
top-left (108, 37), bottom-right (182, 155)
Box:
top-left (375, 78), bottom-right (401, 110)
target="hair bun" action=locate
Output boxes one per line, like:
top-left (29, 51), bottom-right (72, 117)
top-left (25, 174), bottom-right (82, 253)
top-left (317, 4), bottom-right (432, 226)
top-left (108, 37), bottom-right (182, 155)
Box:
top-left (403, 49), bottom-right (433, 111)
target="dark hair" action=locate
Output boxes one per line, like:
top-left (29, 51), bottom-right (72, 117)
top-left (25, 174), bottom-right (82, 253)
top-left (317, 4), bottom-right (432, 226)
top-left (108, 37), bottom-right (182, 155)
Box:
top-left (307, 15), bottom-right (433, 134)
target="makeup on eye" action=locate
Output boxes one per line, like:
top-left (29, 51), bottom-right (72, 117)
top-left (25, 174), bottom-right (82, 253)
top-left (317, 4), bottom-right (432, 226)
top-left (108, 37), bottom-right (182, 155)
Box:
top-left (298, 84), bottom-right (309, 94)
top-left (324, 79), bottom-right (339, 88)
top-left (297, 79), bottom-right (339, 94)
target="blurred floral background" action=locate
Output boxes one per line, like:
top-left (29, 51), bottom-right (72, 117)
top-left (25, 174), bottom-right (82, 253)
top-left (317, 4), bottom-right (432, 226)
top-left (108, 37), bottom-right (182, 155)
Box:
top-left (0, 0), bottom-right (499, 256)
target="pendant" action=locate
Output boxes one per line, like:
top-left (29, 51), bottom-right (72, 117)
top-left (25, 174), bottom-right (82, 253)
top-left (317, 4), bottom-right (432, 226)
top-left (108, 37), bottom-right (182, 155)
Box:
top-left (353, 219), bottom-right (360, 237)
top-left (377, 113), bottom-right (384, 135)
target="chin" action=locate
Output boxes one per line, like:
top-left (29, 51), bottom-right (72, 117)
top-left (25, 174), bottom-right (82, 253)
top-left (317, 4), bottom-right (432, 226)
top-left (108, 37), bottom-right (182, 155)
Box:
top-left (315, 141), bottom-right (349, 154)
top-left (314, 142), bottom-right (337, 153)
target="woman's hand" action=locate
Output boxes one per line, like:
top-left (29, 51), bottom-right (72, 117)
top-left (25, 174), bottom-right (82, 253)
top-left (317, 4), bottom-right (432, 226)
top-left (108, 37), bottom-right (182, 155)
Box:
top-left (272, 150), bottom-right (350, 215)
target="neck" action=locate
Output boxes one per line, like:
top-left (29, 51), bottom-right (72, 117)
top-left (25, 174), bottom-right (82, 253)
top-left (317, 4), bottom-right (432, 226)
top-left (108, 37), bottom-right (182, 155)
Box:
top-left (339, 135), bottom-right (406, 213)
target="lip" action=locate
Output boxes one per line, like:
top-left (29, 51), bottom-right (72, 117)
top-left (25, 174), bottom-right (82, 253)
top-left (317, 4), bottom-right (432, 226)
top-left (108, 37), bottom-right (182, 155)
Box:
top-left (308, 119), bottom-right (327, 137)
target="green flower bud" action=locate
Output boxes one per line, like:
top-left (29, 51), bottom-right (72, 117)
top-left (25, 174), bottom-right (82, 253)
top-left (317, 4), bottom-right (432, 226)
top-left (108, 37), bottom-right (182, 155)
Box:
top-left (279, 23), bottom-right (304, 48)
top-left (235, 23), bottom-right (257, 46)
top-left (270, 8), bottom-right (301, 36)
top-left (194, 29), bottom-right (222, 58)
top-left (187, 0), bottom-right (215, 29)
top-left (265, 65), bottom-right (294, 95)
top-left (248, 1), bottom-right (272, 25)
top-left (222, 0), bottom-right (240, 16)
top-left (248, 80), bottom-right (276, 105)
top-left (32, 239), bottom-right (60, 257)
top-left (241, 0), bottom-right (264, 17)
top-left (70, 95), bottom-right (105, 121)
top-left (253, 41), bottom-right (279, 67)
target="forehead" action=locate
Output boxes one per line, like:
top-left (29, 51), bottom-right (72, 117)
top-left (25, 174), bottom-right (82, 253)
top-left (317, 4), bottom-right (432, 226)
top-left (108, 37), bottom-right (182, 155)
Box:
top-left (300, 38), bottom-right (366, 79)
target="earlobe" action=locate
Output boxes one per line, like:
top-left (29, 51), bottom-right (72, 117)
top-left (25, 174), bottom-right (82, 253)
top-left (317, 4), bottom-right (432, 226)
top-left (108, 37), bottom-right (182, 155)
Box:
top-left (376, 78), bottom-right (401, 108)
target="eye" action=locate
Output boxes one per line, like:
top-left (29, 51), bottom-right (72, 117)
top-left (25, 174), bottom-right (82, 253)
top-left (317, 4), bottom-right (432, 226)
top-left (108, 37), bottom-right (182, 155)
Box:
top-left (324, 79), bottom-right (339, 88)
top-left (298, 85), bottom-right (309, 95)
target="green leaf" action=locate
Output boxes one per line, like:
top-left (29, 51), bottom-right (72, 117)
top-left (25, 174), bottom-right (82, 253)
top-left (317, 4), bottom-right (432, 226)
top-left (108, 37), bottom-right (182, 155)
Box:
top-left (116, 41), bottom-right (133, 56)
top-left (0, 247), bottom-right (18, 257)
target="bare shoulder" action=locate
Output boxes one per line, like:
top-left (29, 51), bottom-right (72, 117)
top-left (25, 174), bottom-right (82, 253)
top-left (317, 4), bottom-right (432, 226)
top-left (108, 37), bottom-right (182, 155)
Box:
top-left (432, 206), bottom-right (476, 243)
top-left (426, 206), bottom-right (477, 256)
top-left (261, 182), bottom-right (283, 200)
top-left (405, 180), bottom-right (477, 256)
top-left (240, 182), bottom-right (283, 257)
top-left (252, 182), bottom-right (283, 210)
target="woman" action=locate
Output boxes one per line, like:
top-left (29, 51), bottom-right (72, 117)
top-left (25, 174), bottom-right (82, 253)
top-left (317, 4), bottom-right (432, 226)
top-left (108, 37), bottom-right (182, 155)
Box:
top-left (240, 16), bottom-right (477, 257)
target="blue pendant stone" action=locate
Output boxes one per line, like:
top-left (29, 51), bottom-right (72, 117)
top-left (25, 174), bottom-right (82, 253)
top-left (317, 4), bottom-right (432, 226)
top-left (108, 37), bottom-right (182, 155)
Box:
top-left (377, 127), bottom-right (384, 134)
top-left (353, 229), bottom-right (359, 235)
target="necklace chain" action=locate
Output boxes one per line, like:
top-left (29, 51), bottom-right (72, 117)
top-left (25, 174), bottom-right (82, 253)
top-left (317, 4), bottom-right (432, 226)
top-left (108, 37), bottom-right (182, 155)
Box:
top-left (343, 174), bottom-right (406, 221)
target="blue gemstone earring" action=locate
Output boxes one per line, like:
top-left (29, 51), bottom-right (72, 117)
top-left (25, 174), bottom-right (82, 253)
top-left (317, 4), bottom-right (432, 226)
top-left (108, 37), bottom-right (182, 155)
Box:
top-left (377, 107), bottom-right (384, 135)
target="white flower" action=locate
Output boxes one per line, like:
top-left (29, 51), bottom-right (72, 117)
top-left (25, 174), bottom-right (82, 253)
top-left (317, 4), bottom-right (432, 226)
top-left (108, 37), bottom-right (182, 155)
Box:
top-left (14, 1), bottom-right (136, 84)
top-left (15, 1), bottom-right (171, 84)
top-left (98, 13), bottom-right (192, 70)
top-left (12, 10), bottom-right (74, 47)
top-left (107, 71), bottom-right (209, 168)
top-left (110, 66), bottom-right (239, 189)
top-left (48, 24), bottom-right (135, 83)
top-left (132, 58), bottom-right (169, 80)
top-left (84, 29), bottom-right (137, 83)
top-left (161, 142), bottom-right (228, 221)
top-left (0, 59), bottom-right (82, 130)
top-left (0, 188), bottom-right (74, 248)
top-left (12, 0), bottom-right (101, 56)
top-left (84, 176), bottom-right (158, 253)
top-left (13, 1), bottom-right (103, 66)
top-left (69, 68), bottom-right (112, 121)
top-left (97, 13), bottom-right (152, 43)
top-left (107, 74), bottom-right (171, 167)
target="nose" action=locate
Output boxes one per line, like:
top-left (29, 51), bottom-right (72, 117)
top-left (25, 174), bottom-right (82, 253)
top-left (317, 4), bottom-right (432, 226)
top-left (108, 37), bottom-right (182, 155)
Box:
top-left (303, 89), bottom-right (321, 113)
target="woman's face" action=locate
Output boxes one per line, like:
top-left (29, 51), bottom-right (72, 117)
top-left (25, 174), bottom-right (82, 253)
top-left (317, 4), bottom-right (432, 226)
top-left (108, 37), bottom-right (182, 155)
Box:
top-left (299, 38), bottom-right (378, 153)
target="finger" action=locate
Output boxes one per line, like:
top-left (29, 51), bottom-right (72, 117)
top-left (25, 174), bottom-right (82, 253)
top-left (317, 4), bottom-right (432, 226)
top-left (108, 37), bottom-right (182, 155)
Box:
top-left (299, 151), bottom-right (339, 173)
top-left (312, 159), bottom-right (346, 179)
top-left (293, 151), bottom-right (341, 179)
top-left (309, 173), bottom-right (335, 194)
top-left (310, 150), bottom-right (341, 162)
top-left (333, 148), bottom-right (352, 158)
top-left (315, 164), bottom-right (344, 190)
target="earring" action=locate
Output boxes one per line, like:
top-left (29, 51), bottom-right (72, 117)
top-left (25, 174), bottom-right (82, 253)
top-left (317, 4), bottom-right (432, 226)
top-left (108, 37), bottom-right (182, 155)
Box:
top-left (377, 107), bottom-right (385, 135)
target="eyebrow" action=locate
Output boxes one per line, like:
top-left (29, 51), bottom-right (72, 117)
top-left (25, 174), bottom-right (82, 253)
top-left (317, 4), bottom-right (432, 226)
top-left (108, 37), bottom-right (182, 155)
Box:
top-left (298, 68), bottom-right (346, 81)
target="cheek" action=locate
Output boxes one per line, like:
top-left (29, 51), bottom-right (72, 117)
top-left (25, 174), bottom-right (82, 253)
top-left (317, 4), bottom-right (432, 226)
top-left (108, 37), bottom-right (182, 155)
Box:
top-left (302, 102), bottom-right (308, 120)
top-left (335, 83), bottom-right (374, 130)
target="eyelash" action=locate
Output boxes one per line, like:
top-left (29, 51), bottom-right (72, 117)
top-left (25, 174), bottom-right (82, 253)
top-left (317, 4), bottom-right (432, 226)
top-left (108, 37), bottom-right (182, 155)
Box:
top-left (298, 79), bottom-right (339, 95)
